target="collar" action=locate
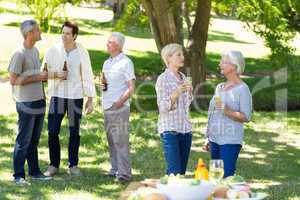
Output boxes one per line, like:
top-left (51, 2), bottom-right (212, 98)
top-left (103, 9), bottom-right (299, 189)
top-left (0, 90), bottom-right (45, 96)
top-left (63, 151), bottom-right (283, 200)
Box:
top-left (165, 68), bottom-right (185, 83)
top-left (109, 52), bottom-right (124, 62)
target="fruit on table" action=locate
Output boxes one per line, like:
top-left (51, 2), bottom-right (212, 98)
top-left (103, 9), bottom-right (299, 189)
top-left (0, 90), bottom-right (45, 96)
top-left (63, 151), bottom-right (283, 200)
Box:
top-left (213, 185), bottom-right (229, 198)
top-left (189, 179), bottom-right (200, 186)
top-left (225, 175), bottom-right (245, 184)
top-left (226, 189), bottom-right (251, 199)
top-left (160, 175), bottom-right (169, 184)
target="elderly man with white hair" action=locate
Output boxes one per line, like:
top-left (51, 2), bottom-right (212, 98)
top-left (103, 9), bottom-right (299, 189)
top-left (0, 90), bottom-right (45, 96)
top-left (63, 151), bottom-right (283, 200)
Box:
top-left (101, 32), bottom-right (135, 183)
top-left (204, 50), bottom-right (252, 177)
top-left (8, 19), bottom-right (51, 185)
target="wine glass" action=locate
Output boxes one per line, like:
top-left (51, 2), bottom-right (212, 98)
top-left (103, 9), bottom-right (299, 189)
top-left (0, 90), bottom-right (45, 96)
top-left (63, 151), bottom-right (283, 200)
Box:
top-left (209, 159), bottom-right (224, 184)
top-left (186, 76), bottom-right (192, 85)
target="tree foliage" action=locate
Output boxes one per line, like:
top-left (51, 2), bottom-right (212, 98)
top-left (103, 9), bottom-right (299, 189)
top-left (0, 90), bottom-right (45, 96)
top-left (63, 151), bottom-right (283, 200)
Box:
top-left (115, 0), bottom-right (150, 31)
top-left (140, 0), bottom-right (211, 101)
top-left (211, 0), bottom-right (300, 68)
top-left (17, 0), bottom-right (67, 32)
top-left (237, 0), bottom-right (300, 66)
top-left (212, 0), bottom-right (237, 17)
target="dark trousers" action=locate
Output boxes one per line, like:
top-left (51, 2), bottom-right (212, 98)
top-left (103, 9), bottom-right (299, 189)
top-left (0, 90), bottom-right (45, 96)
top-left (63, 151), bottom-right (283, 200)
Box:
top-left (48, 97), bottom-right (83, 168)
top-left (209, 141), bottom-right (242, 177)
top-left (13, 99), bottom-right (45, 179)
top-left (161, 131), bottom-right (192, 175)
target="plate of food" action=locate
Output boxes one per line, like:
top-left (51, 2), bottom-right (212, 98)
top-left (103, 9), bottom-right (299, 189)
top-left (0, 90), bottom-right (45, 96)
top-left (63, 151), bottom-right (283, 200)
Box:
top-left (156, 174), bottom-right (215, 200)
top-left (212, 175), bottom-right (268, 200)
top-left (213, 192), bottom-right (268, 200)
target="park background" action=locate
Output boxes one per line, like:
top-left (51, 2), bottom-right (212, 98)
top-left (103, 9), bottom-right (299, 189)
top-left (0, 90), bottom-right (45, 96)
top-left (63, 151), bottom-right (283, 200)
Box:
top-left (0, 0), bottom-right (299, 199)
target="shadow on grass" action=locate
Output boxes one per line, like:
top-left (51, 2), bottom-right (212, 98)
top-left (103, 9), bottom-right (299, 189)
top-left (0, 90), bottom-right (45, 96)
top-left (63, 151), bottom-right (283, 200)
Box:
top-left (189, 112), bottom-right (300, 200)
top-left (208, 30), bottom-right (253, 44)
top-left (237, 129), bottom-right (300, 199)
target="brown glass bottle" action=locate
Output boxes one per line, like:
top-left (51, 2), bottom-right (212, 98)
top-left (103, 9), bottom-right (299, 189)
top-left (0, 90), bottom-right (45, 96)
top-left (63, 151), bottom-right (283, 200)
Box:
top-left (101, 72), bottom-right (108, 91)
top-left (43, 63), bottom-right (48, 72)
top-left (63, 61), bottom-right (68, 80)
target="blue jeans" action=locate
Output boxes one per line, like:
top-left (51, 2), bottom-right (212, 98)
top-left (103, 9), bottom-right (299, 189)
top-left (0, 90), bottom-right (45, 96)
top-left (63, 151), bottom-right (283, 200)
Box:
top-left (161, 131), bottom-right (192, 175)
top-left (209, 141), bottom-right (242, 177)
top-left (13, 99), bottom-right (45, 179)
top-left (48, 97), bottom-right (83, 168)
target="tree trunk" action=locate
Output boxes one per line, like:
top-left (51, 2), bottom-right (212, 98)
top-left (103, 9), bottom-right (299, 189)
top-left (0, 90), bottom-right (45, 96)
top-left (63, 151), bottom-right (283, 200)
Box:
top-left (113, 0), bottom-right (128, 22)
top-left (186, 0), bottom-right (211, 88)
top-left (141, 0), bottom-right (211, 99)
top-left (141, 0), bottom-right (183, 52)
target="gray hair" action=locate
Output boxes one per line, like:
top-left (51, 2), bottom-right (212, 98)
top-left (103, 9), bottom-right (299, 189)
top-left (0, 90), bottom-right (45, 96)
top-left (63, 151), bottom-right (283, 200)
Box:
top-left (161, 43), bottom-right (183, 67)
top-left (221, 50), bottom-right (245, 74)
top-left (20, 19), bottom-right (38, 38)
top-left (110, 32), bottom-right (125, 49)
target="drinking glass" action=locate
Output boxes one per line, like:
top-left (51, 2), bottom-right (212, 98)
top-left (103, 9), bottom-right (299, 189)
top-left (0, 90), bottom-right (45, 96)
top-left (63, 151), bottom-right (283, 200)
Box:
top-left (186, 76), bottom-right (192, 85)
top-left (209, 159), bottom-right (224, 184)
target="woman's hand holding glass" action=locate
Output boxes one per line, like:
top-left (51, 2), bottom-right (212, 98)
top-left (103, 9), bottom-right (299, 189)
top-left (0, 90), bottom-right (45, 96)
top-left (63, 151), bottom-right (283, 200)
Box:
top-left (214, 95), bottom-right (225, 112)
top-left (170, 82), bottom-right (192, 108)
top-left (185, 76), bottom-right (193, 95)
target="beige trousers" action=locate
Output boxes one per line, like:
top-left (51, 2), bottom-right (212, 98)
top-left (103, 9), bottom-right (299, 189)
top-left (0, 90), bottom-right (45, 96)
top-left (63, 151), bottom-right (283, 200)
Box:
top-left (104, 105), bottom-right (131, 180)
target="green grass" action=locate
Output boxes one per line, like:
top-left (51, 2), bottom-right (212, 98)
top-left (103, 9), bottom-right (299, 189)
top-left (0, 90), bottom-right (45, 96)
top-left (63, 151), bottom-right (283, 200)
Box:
top-left (208, 30), bottom-right (253, 44)
top-left (0, 111), bottom-right (299, 200)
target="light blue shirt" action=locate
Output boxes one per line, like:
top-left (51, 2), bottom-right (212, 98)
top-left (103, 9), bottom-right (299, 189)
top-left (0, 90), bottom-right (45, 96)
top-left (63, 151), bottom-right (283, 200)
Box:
top-left (207, 82), bottom-right (252, 145)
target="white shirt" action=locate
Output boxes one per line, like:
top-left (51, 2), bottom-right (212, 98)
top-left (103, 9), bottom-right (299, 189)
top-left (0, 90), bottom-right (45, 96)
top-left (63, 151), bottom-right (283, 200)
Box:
top-left (43, 43), bottom-right (96, 99)
top-left (102, 53), bottom-right (135, 109)
top-left (53, 48), bottom-right (83, 98)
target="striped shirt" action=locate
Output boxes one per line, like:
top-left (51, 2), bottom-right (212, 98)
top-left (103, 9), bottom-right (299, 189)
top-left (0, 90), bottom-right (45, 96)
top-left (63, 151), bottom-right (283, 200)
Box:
top-left (155, 68), bottom-right (193, 134)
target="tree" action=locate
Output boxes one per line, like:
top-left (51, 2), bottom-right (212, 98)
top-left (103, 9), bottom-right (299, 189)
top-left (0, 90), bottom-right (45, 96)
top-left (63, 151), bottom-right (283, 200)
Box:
top-left (115, 0), bottom-right (149, 31)
top-left (112, 0), bottom-right (128, 22)
top-left (17, 0), bottom-right (66, 32)
top-left (212, 0), bottom-right (237, 17)
top-left (237, 0), bottom-right (300, 67)
top-left (140, 0), bottom-right (211, 96)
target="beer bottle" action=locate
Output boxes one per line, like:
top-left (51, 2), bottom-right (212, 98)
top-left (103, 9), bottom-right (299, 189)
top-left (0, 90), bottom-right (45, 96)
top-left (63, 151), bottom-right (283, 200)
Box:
top-left (101, 72), bottom-right (108, 91)
top-left (43, 63), bottom-right (48, 72)
top-left (63, 61), bottom-right (68, 80)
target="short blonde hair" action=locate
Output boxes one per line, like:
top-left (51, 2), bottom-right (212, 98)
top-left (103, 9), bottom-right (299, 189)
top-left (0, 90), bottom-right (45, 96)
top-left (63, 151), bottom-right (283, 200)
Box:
top-left (161, 43), bottom-right (183, 67)
top-left (221, 50), bottom-right (245, 74)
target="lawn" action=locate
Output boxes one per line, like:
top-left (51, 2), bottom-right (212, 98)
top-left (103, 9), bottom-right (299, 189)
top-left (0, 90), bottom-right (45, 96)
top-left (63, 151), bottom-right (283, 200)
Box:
top-left (0, 110), bottom-right (299, 200)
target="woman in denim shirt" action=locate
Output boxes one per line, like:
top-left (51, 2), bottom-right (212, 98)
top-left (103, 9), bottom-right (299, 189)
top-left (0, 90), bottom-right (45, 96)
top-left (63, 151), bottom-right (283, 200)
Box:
top-left (204, 50), bottom-right (252, 177)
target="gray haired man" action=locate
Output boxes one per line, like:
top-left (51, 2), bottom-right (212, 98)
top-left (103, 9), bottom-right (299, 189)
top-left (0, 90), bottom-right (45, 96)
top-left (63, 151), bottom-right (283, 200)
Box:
top-left (101, 32), bottom-right (135, 183)
top-left (8, 19), bottom-right (51, 185)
